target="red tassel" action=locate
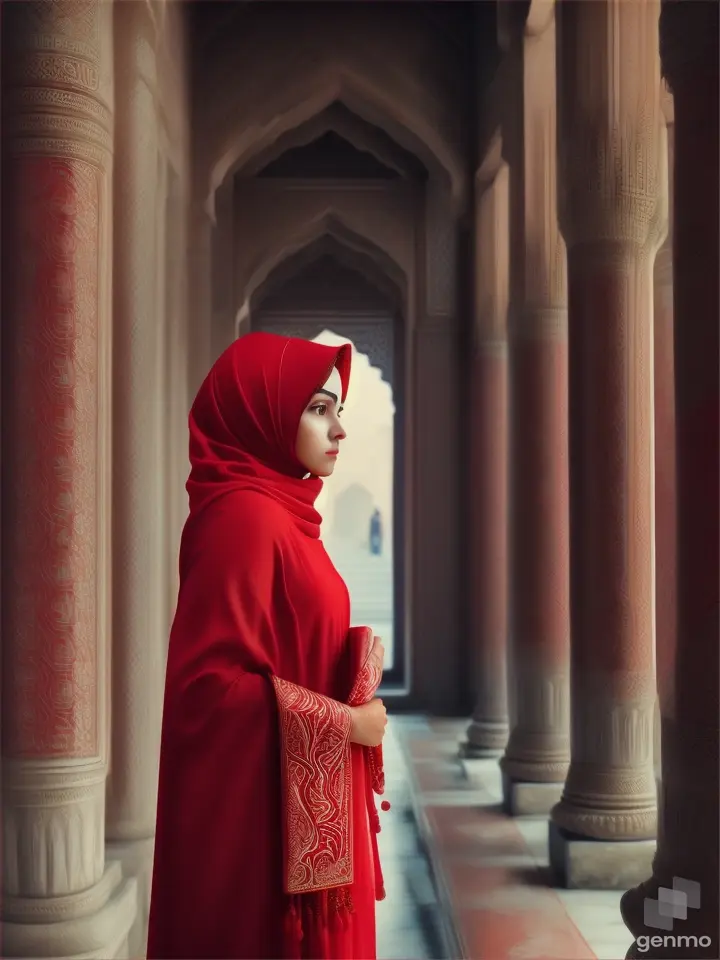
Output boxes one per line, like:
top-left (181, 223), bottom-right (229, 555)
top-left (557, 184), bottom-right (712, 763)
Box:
top-left (368, 746), bottom-right (386, 795)
top-left (381, 800), bottom-right (391, 811)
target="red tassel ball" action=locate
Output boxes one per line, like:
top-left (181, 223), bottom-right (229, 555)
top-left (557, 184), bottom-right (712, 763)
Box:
top-left (380, 800), bottom-right (391, 812)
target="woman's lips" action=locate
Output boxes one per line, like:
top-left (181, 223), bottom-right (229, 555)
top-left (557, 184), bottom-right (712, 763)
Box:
top-left (325, 450), bottom-right (339, 457)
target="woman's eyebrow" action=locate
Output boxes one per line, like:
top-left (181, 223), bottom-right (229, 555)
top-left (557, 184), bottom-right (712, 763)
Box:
top-left (314, 389), bottom-right (338, 403)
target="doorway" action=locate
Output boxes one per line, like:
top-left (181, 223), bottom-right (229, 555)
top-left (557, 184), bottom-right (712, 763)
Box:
top-left (311, 329), bottom-right (397, 670)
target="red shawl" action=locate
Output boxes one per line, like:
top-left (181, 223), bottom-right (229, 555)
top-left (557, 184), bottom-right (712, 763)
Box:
top-left (147, 333), bottom-right (385, 960)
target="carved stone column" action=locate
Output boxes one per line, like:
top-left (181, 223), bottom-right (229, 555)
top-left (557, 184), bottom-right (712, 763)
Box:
top-left (500, 4), bottom-right (571, 814)
top-left (1, 2), bottom-right (136, 956)
top-left (464, 158), bottom-right (510, 757)
top-left (549, 0), bottom-right (667, 888)
top-left (106, 2), bottom-right (165, 955)
top-left (621, 4), bottom-right (719, 956)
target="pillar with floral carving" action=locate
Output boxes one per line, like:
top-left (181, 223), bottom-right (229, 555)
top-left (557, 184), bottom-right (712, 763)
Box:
top-left (1, 1), bottom-right (136, 954)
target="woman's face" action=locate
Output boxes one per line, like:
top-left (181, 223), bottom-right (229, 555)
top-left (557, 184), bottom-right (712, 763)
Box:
top-left (295, 366), bottom-right (347, 477)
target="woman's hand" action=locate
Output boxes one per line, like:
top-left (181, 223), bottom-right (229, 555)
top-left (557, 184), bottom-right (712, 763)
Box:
top-left (349, 698), bottom-right (387, 747)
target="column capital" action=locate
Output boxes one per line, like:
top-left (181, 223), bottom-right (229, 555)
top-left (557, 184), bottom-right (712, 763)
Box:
top-left (517, 11), bottom-right (567, 311)
top-left (660, 0), bottom-right (719, 93)
top-left (2, 0), bottom-right (113, 168)
top-left (556, 0), bottom-right (666, 251)
top-left (474, 161), bottom-right (510, 345)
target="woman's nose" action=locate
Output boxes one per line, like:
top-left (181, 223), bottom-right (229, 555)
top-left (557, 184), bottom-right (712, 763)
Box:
top-left (332, 420), bottom-right (347, 441)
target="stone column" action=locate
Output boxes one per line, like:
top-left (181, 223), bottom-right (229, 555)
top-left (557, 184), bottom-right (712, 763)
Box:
top-left (162, 169), bottom-right (191, 630)
top-left (412, 180), bottom-right (463, 714)
top-left (621, 4), bottom-right (719, 957)
top-left (464, 157), bottom-right (511, 757)
top-left (211, 178), bottom-right (237, 362)
top-left (549, 0), bottom-right (668, 889)
top-left (189, 200), bottom-right (215, 396)
top-left (500, 4), bottom-right (571, 815)
top-left (106, 2), bottom-right (166, 955)
top-left (652, 92), bottom-right (675, 787)
top-left (1, 2), bottom-right (136, 956)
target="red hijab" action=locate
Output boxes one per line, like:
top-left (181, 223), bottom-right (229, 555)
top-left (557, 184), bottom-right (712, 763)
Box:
top-left (186, 332), bottom-right (351, 538)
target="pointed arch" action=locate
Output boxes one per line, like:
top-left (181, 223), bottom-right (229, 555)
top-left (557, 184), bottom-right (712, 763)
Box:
top-left (201, 61), bottom-right (465, 218)
top-left (238, 211), bottom-right (406, 323)
top-left (250, 235), bottom-right (402, 315)
top-left (241, 104), bottom-right (424, 180)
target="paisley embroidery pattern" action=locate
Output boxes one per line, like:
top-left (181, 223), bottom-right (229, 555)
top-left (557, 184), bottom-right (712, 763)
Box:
top-left (272, 676), bottom-right (353, 895)
top-left (347, 631), bottom-right (386, 795)
top-left (348, 641), bottom-right (384, 706)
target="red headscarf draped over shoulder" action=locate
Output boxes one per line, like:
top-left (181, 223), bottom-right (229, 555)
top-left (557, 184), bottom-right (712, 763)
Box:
top-left (187, 332), bottom-right (351, 537)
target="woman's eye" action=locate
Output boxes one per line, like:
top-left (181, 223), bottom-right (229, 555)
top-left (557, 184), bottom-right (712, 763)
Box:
top-left (313, 404), bottom-right (327, 416)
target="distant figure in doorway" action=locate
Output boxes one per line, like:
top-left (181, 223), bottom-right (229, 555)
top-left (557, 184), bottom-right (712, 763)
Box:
top-left (369, 508), bottom-right (383, 555)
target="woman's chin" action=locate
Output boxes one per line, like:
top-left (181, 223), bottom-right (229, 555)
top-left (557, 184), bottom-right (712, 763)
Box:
top-left (315, 461), bottom-right (337, 478)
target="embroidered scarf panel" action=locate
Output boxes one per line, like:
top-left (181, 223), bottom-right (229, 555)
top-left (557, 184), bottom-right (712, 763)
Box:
top-left (272, 676), bottom-right (354, 894)
top-left (347, 642), bottom-right (384, 707)
top-left (347, 632), bottom-right (386, 796)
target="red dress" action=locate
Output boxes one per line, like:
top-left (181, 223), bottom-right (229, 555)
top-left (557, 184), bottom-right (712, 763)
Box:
top-left (147, 333), bottom-right (385, 960)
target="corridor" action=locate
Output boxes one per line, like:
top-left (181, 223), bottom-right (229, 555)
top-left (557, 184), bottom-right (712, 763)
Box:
top-left (2, 1), bottom-right (717, 957)
top-left (383, 718), bottom-right (634, 960)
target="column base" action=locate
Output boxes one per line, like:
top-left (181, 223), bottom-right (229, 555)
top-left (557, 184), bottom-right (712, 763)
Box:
top-left (502, 771), bottom-right (564, 816)
top-left (548, 820), bottom-right (656, 890)
top-left (106, 836), bottom-right (155, 958)
top-left (2, 860), bottom-right (137, 959)
top-left (461, 718), bottom-right (508, 758)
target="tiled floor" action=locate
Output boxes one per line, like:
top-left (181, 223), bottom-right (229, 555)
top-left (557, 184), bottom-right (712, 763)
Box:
top-left (376, 718), bottom-right (450, 959)
top-left (380, 716), bottom-right (636, 960)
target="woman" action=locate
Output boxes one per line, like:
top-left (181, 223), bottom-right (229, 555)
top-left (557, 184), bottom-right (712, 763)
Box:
top-left (147, 332), bottom-right (389, 960)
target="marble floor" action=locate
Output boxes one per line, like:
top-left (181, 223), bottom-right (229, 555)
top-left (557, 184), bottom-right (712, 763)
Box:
top-left (376, 718), bottom-right (450, 959)
top-left (378, 716), bottom-right (636, 960)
